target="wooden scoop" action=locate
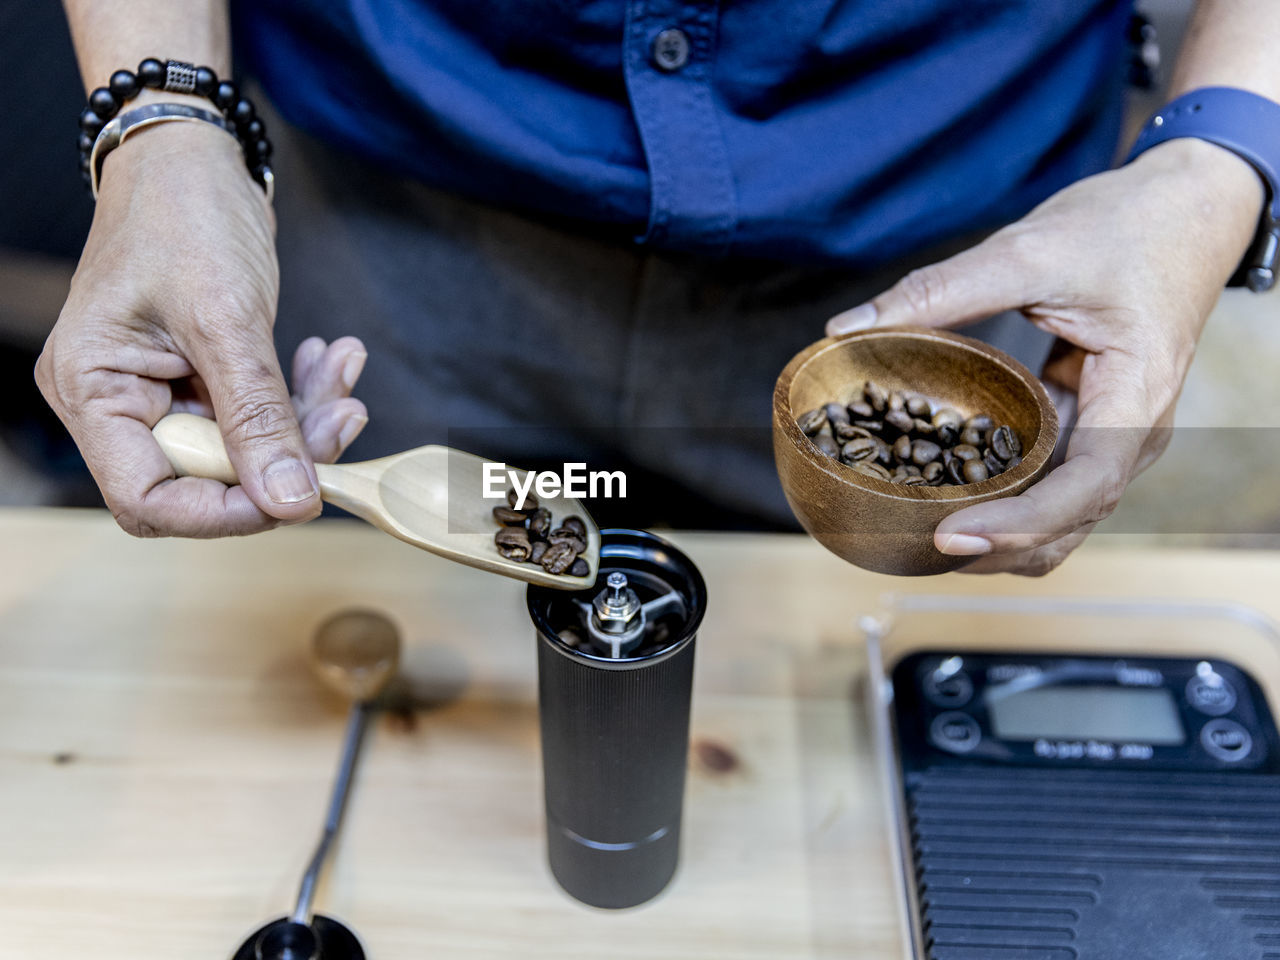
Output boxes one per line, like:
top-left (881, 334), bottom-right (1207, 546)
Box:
top-left (152, 413), bottom-right (599, 590)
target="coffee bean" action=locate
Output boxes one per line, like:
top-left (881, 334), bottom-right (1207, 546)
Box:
top-left (797, 393), bottom-right (1020, 487)
top-left (568, 557), bottom-right (590, 577)
top-left (847, 400), bottom-right (874, 419)
top-left (933, 408), bottom-right (964, 431)
top-left (911, 439), bottom-right (941, 466)
top-left (548, 529), bottom-right (587, 554)
top-left (876, 438), bottom-right (893, 466)
top-left (493, 506), bottom-right (528, 525)
top-left (813, 434), bottom-right (840, 458)
top-left (495, 526), bottom-right (532, 561)
top-left (884, 409), bottom-right (914, 436)
top-left (852, 461), bottom-right (892, 481)
top-left (528, 508), bottom-right (552, 538)
top-left (893, 435), bottom-right (913, 463)
top-left (864, 380), bottom-right (888, 413)
top-left (798, 408), bottom-right (828, 435)
top-left (840, 436), bottom-right (879, 463)
top-left (901, 475), bottom-right (927, 486)
top-left (834, 422), bottom-right (873, 442)
top-left (540, 541), bottom-right (576, 574)
top-left (491, 487), bottom-right (592, 576)
top-left (507, 488), bottom-right (538, 511)
top-left (906, 395), bottom-right (931, 418)
top-left (989, 424), bottom-right (1021, 461)
top-left (961, 459), bottom-right (989, 483)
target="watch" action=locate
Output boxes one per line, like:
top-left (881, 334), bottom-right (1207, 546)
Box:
top-left (1126, 86), bottom-right (1280, 293)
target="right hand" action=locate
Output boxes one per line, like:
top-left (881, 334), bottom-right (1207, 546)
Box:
top-left (36, 121), bottom-right (368, 538)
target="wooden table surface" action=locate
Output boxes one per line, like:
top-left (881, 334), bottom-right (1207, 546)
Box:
top-left (3, 507), bottom-right (1280, 959)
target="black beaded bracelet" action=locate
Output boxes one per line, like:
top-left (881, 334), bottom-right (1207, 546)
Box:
top-left (77, 58), bottom-right (273, 198)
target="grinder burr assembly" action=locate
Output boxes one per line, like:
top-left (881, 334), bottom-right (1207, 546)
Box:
top-left (527, 529), bottom-right (708, 909)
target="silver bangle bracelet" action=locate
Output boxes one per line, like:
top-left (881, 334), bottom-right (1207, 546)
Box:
top-left (89, 102), bottom-right (275, 204)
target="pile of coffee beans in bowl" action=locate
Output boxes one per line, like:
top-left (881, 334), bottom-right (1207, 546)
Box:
top-left (492, 489), bottom-right (591, 576)
top-left (796, 381), bottom-right (1022, 486)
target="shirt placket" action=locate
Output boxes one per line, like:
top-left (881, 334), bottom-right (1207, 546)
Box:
top-left (623, 0), bottom-right (737, 257)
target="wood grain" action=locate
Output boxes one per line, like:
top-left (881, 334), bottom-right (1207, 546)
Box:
top-left (1, 508), bottom-right (1279, 958)
top-left (773, 327), bottom-right (1058, 576)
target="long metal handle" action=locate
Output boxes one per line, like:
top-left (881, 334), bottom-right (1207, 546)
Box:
top-left (291, 701), bottom-right (371, 925)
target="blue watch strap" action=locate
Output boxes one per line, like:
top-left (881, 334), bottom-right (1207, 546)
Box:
top-left (1126, 86), bottom-right (1280, 292)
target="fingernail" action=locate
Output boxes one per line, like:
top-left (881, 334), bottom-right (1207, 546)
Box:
top-left (939, 533), bottom-right (992, 556)
top-left (827, 303), bottom-right (878, 334)
top-left (338, 413), bottom-right (368, 450)
top-left (263, 458), bottom-right (317, 504)
top-left (341, 351), bottom-right (368, 391)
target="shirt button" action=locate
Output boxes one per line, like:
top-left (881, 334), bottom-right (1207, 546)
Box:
top-left (651, 28), bottom-right (690, 72)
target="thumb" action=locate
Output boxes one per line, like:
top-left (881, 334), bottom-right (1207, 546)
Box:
top-left (826, 234), bottom-right (1036, 336)
top-left (194, 329), bottom-right (321, 522)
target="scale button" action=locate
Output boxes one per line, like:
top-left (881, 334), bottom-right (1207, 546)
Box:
top-left (923, 660), bottom-right (973, 707)
top-left (1201, 719), bottom-right (1253, 762)
top-left (1186, 673), bottom-right (1237, 716)
top-left (931, 711), bottom-right (981, 753)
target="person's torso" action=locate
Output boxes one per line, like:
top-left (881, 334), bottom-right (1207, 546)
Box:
top-left (233, 0), bottom-right (1132, 264)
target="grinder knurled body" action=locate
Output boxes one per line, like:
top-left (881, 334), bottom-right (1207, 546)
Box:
top-left (527, 529), bottom-right (707, 909)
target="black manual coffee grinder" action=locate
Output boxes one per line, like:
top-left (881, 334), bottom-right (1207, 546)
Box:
top-left (527, 529), bottom-right (708, 909)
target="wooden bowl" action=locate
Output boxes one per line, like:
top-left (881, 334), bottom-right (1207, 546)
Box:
top-left (773, 327), bottom-right (1059, 576)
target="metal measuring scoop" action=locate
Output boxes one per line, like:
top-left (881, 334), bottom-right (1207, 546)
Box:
top-left (232, 610), bottom-right (401, 960)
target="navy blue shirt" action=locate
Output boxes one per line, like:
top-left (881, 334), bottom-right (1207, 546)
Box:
top-left (233, 0), bottom-right (1131, 264)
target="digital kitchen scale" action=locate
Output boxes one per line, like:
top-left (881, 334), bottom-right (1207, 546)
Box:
top-left (865, 597), bottom-right (1280, 960)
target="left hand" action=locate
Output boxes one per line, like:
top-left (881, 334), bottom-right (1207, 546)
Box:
top-left (826, 138), bottom-right (1264, 576)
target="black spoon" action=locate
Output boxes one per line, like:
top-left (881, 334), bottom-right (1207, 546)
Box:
top-left (231, 610), bottom-right (401, 960)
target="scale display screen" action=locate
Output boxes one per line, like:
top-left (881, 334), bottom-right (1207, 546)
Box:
top-left (985, 684), bottom-right (1186, 745)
